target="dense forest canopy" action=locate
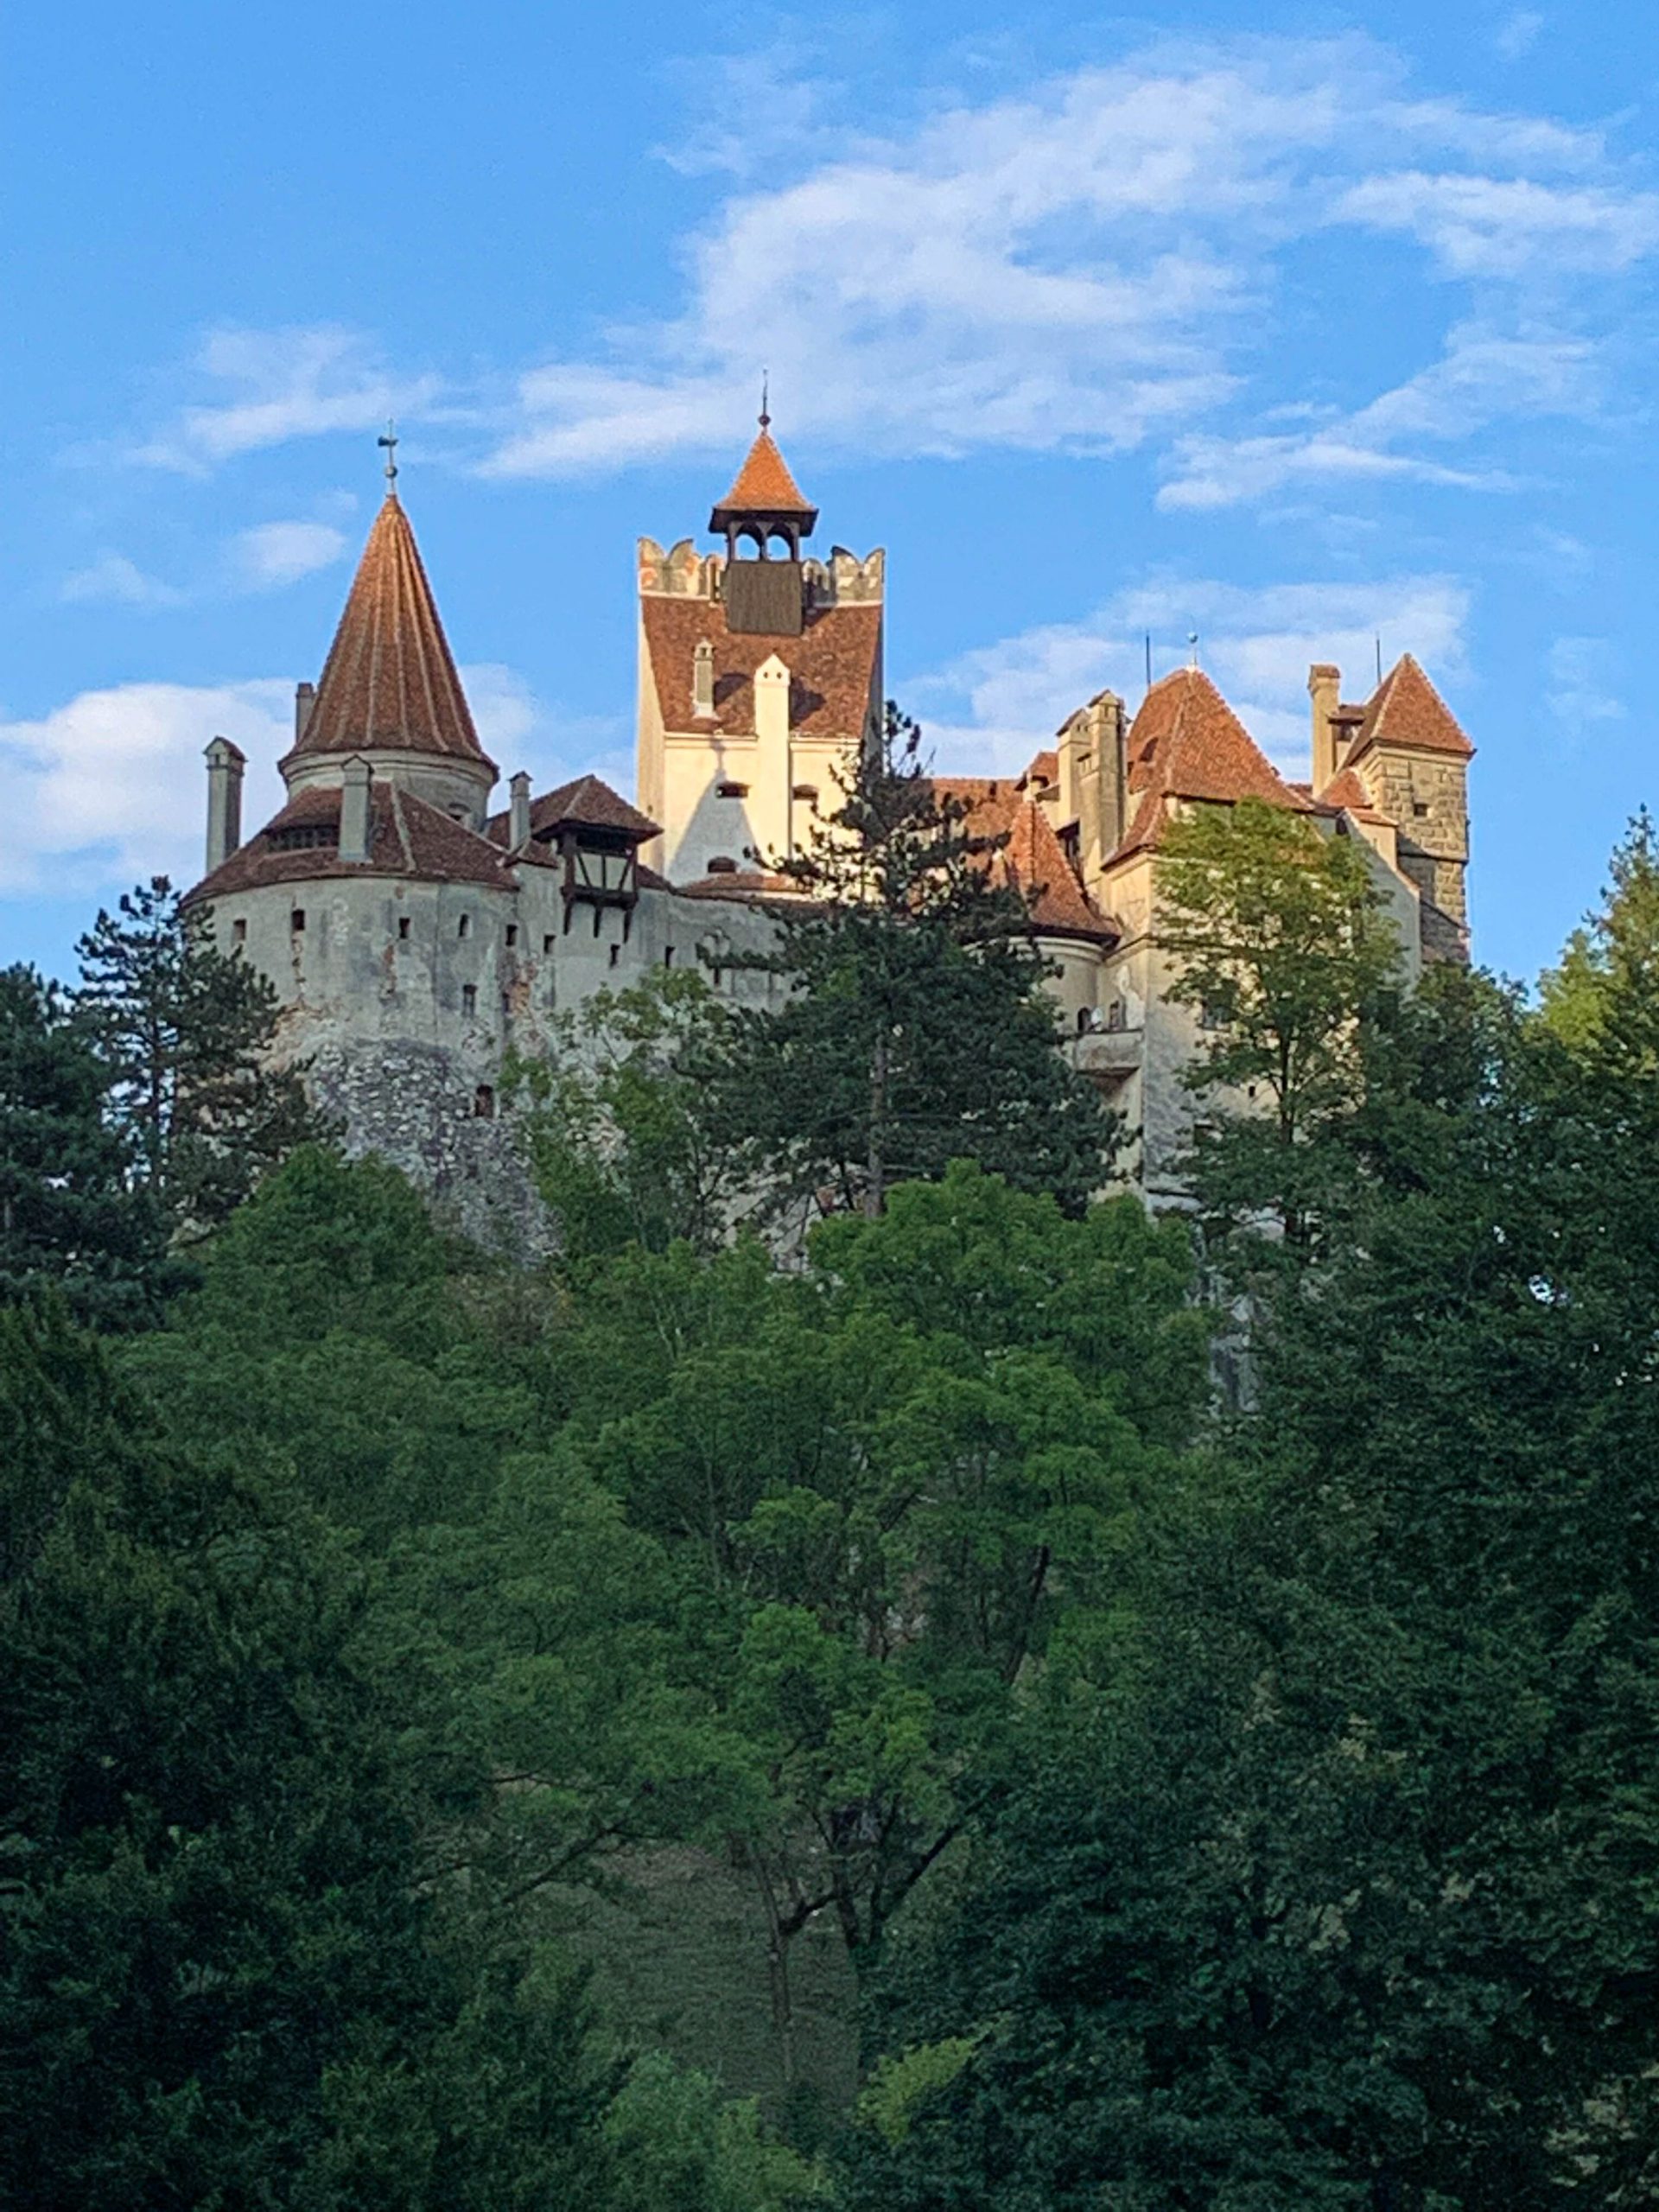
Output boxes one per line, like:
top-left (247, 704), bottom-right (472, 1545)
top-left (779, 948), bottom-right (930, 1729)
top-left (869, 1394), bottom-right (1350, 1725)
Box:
top-left (3, 806), bottom-right (1659, 2208)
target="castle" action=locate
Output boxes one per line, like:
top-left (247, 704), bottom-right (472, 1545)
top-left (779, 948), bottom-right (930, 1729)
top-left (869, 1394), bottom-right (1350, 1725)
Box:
top-left (187, 421), bottom-right (1473, 1222)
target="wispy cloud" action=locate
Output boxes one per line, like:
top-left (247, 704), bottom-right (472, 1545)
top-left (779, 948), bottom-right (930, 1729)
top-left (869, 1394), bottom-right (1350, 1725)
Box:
top-left (60, 552), bottom-right (184, 608)
top-left (135, 327), bottom-right (442, 474)
top-left (232, 521), bottom-right (348, 589)
top-left (1495, 10), bottom-right (1546, 62)
top-left (906, 573), bottom-right (1471, 778)
top-left (1546, 635), bottom-right (1625, 743)
top-left (478, 35), bottom-right (1656, 494)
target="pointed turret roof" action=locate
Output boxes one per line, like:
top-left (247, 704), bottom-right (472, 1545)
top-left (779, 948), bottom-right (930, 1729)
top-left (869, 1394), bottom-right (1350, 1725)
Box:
top-left (710, 423), bottom-right (819, 534)
top-left (286, 494), bottom-right (494, 769)
top-left (1122, 668), bottom-right (1306, 826)
top-left (1348, 654), bottom-right (1474, 764)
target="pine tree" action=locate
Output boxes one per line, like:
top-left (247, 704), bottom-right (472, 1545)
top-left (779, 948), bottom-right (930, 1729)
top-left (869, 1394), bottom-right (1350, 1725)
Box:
top-left (74, 877), bottom-right (327, 1236)
top-left (712, 705), bottom-right (1114, 1217)
top-left (0, 963), bottom-right (166, 1323)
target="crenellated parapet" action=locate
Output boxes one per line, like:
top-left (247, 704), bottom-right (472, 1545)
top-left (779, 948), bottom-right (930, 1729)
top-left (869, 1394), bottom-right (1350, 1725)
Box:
top-left (639, 537), bottom-right (884, 608)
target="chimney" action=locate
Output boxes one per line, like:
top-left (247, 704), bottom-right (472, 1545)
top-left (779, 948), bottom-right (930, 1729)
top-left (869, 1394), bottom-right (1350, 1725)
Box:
top-left (692, 639), bottom-right (715, 719)
top-left (1088, 691), bottom-right (1126, 879)
top-left (509, 770), bottom-right (531, 849)
top-left (203, 737), bottom-right (245, 874)
top-left (1308, 664), bottom-right (1340, 791)
top-left (295, 681), bottom-right (316, 745)
top-left (339, 754), bottom-right (372, 863)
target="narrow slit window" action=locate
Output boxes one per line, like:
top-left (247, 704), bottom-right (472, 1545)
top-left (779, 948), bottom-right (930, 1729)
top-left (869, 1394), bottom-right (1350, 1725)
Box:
top-left (505, 923), bottom-right (518, 947)
top-left (461, 983), bottom-right (477, 1017)
top-left (608, 943), bottom-right (621, 968)
top-left (290, 908), bottom-right (306, 934)
top-left (457, 913), bottom-right (471, 939)
top-left (232, 918), bottom-right (247, 947)
top-left (543, 933), bottom-right (556, 954)
top-left (397, 916), bottom-right (411, 941)
top-left (474, 1084), bottom-right (495, 1119)
top-left (663, 945), bottom-right (675, 968)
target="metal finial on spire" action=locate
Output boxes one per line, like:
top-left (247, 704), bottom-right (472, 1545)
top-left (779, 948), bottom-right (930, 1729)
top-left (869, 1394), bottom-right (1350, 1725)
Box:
top-left (1188, 631), bottom-right (1200, 670)
top-left (759, 373), bottom-right (770, 430)
top-left (378, 419), bottom-right (399, 488)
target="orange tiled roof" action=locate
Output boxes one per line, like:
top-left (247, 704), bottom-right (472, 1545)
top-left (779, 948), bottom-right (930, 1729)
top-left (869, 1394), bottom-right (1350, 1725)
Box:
top-left (288, 495), bottom-right (493, 768)
top-left (1348, 654), bottom-right (1473, 764)
top-left (931, 778), bottom-right (1117, 944)
top-left (1111, 668), bottom-right (1306, 857)
top-left (1316, 766), bottom-right (1392, 823)
top-left (640, 595), bottom-right (880, 741)
top-left (1020, 748), bottom-right (1058, 790)
top-left (675, 868), bottom-right (816, 903)
top-left (187, 781), bottom-right (508, 902)
top-left (712, 428), bottom-right (817, 519)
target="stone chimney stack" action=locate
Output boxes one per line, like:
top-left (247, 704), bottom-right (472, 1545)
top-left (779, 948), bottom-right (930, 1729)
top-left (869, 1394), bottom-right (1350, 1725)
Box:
top-left (692, 639), bottom-right (715, 719)
top-left (509, 770), bottom-right (531, 849)
top-left (295, 681), bottom-right (316, 745)
top-left (339, 754), bottom-right (372, 864)
top-left (1308, 664), bottom-right (1341, 791)
top-left (203, 736), bottom-right (245, 874)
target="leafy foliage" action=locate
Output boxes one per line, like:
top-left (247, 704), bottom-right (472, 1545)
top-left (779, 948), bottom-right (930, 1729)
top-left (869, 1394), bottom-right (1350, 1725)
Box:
top-left (710, 705), bottom-right (1114, 1217)
top-left (75, 877), bottom-right (327, 1236)
top-left (0, 963), bottom-right (169, 1323)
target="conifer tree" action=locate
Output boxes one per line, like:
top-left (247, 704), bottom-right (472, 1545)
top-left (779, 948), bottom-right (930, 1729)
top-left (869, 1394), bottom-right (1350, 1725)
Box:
top-left (74, 877), bottom-right (326, 1236)
top-left (712, 705), bottom-right (1113, 1217)
top-left (0, 963), bottom-right (166, 1322)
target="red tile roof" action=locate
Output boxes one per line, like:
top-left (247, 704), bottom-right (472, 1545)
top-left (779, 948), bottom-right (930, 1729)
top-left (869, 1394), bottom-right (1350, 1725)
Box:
top-left (639, 595), bottom-right (880, 742)
top-left (1348, 654), bottom-right (1474, 763)
top-left (287, 495), bottom-right (492, 768)
top-left (1020, 749), bottom-right (1058, 790)
top-left (186, 781), bottom-right (507, 902)
top-left (486, 775), bottom-right (658, 849)
top-left (1315, 766), bottom-right (1393, 824)
top-left (931, 779), bottom-right (1118, 944)
top-left (1110, 668), bottom-right (1306, 857)
top-left (710, 428), bottom-right (817, 521)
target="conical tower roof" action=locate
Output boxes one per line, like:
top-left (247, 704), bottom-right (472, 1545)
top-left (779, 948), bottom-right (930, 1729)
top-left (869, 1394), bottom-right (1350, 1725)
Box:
top-left (287, 493), bottom-right (494, 768)
top-left (710, 423), bottom-right (818, 534)
top-left (1349, 654), bottom-right (1474, 763)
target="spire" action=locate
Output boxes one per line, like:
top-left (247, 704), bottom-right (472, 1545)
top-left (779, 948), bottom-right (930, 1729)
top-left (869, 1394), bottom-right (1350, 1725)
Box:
top-left (287, 491), bottom-right (493, 767)
top-left (710, 410), bottom-right (818, 537)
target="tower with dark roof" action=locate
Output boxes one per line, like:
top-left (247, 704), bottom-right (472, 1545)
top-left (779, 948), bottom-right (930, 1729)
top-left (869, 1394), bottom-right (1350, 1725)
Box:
top-left (636, 418), bottom-right (885, 885)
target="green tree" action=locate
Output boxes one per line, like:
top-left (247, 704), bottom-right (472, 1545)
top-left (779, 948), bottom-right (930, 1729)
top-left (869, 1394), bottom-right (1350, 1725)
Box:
top-left (838, 848), bottom-right (1659, 2212)
top-left (1157, 799), bottom-right (1400, 1238)
top-left (713, 706), bottom-right (1114, 1218)
top-left (1539, 805), bottom-right (1659, 1069)
top-left (0, 1300), bottom-right (625, 2211)
top-left (0, 963), bottom-right (168, 1323)
top-left (514, 969), bottom-right (745, 1268)
top-left (75, 876), bottom-right (326, 1236)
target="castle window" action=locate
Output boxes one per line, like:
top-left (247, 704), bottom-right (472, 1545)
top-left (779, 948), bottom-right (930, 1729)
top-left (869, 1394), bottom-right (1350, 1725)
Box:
top-left (232, 918), bottom-right (247, 947)
top-left (664, 945), bottom-right (676, 968)
top-left (505, 923), bottom-right (518, 947)
top-left (500, 992), bottom-right (511, 1017)
top-left (1199, 999), bottom-right (1227, 1031)
top-left (609, 944), bottom-right (621, 968)
top-left (1413, 801), bottom-right (1430, 818)
top-left (397, 916), bottom-right (411, 941)
top-left (543, 933), bottom-right (556, 955)
top-left (290, 908), bottom-right (306, 934)
top-left (707, 856), bottom-right (738, 874)
top-left (457, 913), bottom-right (471, 939)
top-left (474, 1084), bottom-right (495, 1119)
top-left (461, 983), bottom-right (477, 1018)
top-left (792, 784), bottom-right (818, 802)
top-left (716, 780), bottom-right (749, 799)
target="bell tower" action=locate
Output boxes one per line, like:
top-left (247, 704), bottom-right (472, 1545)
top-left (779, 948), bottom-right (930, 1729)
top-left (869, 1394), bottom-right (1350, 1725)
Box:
top-left (635, 416), bottom-right (884, 884)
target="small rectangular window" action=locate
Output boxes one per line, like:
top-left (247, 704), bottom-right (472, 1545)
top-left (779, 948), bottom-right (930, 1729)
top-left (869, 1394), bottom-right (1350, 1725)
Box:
top-left (290, 908), bottom-right (306, 934)
top-left (543, 933), bottom-right (556, 955)
top-left (609, 944), bottom-right (621, 969)
top-left (397, 916), bottom-right (411, 941)
top-left (716, 780), bottom-right (749, 799)
top-left (458, 913), bottom-right (471, 938)
top-left (500, 992), bottom-right (511, 1017)
top-left (505, 924), bottom-right (518, 947)
top-left (232, 918), bottom-right (247, 946)
top-left (1413, 801), bottom-right (1430, 818)
top-left (663, 945), bottom-right (675, 968)
top-left (461, 983), bottom-right (477, 1017)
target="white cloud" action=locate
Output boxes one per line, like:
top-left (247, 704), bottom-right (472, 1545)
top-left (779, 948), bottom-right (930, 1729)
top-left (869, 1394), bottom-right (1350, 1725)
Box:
top-left (0, 681), bottom-right (294, 894)
top-left (135, 327), bottom-right (442, 474)
top-left (906, 574), bottom-right (1471, 779)
top-left (1160, 322), bottom-right (1595, 509)
top-left (233, 521), bottom-right (348, 588)
top-left (476, 35), bottom-right (1655, 493)
top-left (1546, 635), bottom-right (1624, 743)
top-left (1496, 10), bottom-right (1546, 61)
top-left (60, 553), bottom-right (184, 608)
top-left (460, 663), bottom-right (632, 793)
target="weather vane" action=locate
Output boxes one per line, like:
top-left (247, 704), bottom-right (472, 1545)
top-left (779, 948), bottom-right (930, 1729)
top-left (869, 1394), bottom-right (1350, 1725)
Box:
top-left (378, 418), bottom-right (398, 487)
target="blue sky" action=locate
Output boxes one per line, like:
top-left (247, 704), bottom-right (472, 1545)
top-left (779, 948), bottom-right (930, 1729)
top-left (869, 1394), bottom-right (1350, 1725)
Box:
top-left (5, 0), bottom-right (1658, 984)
